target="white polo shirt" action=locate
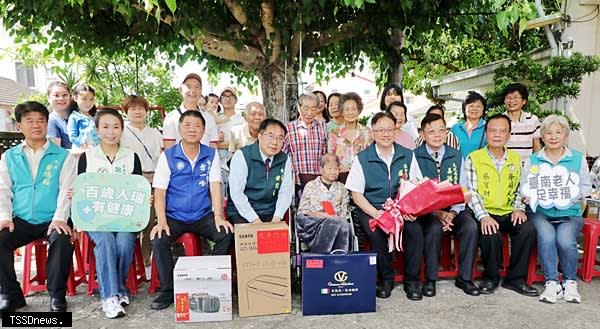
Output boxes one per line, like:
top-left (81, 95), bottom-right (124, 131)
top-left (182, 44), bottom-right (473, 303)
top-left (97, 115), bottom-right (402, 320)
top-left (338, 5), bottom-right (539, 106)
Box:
top-left (162, 105), bottom-right (219, 146)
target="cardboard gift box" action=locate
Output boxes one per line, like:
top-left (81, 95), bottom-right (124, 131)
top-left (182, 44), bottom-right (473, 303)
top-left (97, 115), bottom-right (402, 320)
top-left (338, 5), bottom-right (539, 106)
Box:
top-left (234, 221), bottom-right (291, 317)
top-left (302, 253), bottom-right (377, 316)
top-left (173, 256), bottom-right (232, 323)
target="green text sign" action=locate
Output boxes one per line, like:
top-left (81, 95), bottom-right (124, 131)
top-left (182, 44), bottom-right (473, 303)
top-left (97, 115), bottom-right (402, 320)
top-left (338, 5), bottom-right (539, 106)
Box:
top-left (72, 173), bottom-right (151, 232)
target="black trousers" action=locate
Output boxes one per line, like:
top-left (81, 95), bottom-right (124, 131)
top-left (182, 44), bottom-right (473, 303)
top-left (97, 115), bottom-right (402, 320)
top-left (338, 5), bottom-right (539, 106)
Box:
top-left (402, 214), bottom-right (443, 282)
top-left (478, 213), bottom-right (536, 284)
top-left (0, 217), bottom-right (73, 298)
top-left (152, 214), bottom-right (233, 293)
top-left (356, 209), bottom-right (395, 281)
top-left (452, 210), bottom-right (479, 281)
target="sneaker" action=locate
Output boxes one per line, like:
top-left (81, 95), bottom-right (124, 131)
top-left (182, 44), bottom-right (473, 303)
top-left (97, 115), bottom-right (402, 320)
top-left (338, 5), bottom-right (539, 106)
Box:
top-left (102, 297), bottom-right (126, 319)
top-left (563, 280), bottom-right (581, 303)
top-left (118, 295), bottom-right (130, 307)
top-left (539, 281), bottom-right (563, 304)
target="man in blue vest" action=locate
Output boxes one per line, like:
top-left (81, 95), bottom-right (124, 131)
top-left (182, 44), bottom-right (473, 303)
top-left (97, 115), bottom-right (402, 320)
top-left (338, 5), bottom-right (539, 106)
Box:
top-left (227, 118), bottom-right (294, 223)
top-left (0, 101), bottom-right (77, 313)
top-left (411, 114), bottom-right (480, 299)
top-left (150, 110), bottom-right (233, 310)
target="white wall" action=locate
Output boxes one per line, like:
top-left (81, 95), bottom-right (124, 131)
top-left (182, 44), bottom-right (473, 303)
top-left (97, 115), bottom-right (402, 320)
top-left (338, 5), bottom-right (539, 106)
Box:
top-left (563, 1), bottom-right (600, 156)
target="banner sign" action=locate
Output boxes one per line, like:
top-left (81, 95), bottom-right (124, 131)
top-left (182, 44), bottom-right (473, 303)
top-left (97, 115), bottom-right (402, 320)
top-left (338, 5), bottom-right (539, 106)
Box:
top-left (521, 163), bottom-right (580, 212)
top-left (71, 173), bottom-right (151, 232)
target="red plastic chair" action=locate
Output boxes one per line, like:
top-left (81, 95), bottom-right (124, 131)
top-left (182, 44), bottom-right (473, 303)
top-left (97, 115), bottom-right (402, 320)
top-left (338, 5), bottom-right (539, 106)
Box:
top-left (86, 236), bottom-right (146, 296)
top-left (148, 233), bottom-right (203, 293)
top-left (578, 218), bottom-right (600, 282)
top-left (21, 237), bottom-right (86, 296)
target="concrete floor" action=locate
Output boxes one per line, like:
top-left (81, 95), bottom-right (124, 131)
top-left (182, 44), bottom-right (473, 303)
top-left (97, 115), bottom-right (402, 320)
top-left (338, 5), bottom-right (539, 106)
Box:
top-left (7, 271), bottom-right (600, 329)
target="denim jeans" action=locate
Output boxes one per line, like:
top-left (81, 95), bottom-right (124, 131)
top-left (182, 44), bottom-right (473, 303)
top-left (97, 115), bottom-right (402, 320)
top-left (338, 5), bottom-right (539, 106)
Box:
top-left (88, 232), bottom-right (137, 299)
top-left (530, 212), bottom-right (583, 281)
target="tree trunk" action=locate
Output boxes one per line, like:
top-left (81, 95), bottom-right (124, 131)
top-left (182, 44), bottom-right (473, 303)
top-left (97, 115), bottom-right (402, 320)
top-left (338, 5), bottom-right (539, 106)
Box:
top-left (256, 62), bottom-right (299, 122)
top-left (387, 61), bottom-right (403, 87)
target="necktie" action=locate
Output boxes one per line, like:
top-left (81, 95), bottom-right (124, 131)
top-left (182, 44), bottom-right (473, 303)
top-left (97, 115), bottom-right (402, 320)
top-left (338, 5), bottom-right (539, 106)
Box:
top-left (265, 158), bottom-right (271, 177)
top-left (433, 152), bottom-right (441, 178)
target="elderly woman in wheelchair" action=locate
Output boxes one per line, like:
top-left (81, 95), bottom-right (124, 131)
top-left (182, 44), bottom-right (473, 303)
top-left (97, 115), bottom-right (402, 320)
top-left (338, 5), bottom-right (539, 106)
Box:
top-left (295, 153), bottom-right (354, 253)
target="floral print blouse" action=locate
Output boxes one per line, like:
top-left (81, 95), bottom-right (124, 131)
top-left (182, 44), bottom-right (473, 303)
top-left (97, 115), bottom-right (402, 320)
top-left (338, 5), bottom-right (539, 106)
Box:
top-left (297, 177), bottom-right (351, 218)
top-left (327, 124), bottom-right (371, 170)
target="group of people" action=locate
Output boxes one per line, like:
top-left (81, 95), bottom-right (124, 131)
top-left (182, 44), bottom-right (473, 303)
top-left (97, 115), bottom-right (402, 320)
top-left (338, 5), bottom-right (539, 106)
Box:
top-left (0, 73), bottom-right (595, 321)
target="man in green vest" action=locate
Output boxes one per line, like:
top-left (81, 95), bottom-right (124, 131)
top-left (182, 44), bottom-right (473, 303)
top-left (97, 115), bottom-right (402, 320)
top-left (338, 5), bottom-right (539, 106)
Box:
top-left (465, 113), bottom-right (538, 297)
top-left (227, 118), bottom-right (294, 223)
top-left (0, 101), bottom-right (77, 313)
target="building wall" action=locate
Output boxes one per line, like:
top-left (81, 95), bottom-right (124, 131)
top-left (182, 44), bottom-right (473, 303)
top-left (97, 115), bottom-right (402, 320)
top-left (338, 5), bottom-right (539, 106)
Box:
top-left (563, 1), bottom-right (600, 156)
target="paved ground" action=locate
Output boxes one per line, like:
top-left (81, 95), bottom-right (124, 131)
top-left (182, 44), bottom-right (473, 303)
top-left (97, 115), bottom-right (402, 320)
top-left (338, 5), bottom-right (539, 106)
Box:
top-left (5, 259), bottom-right (600, 329)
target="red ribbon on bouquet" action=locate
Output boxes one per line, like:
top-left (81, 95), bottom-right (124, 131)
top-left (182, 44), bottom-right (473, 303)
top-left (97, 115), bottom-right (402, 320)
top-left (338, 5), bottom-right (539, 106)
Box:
top-left (369, 180), bottom-right (467, 252)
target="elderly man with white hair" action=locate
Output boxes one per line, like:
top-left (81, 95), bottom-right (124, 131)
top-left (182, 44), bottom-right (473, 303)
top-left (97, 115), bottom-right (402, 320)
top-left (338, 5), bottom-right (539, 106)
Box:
top-left (228, 101), bottom-right (266, 153)
top-left (520, 114), bottom-right (592, 304)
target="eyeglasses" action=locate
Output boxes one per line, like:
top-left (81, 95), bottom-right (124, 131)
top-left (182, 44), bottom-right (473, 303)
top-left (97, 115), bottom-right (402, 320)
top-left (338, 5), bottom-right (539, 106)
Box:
top-left (220, 95), bottom-right (235, 100)
top-left (372, 128), bottom-right (395, 134)
top-left (262, 133), bottom-right (285, 143)
top-left (505, 96), bottom-right (523, 102)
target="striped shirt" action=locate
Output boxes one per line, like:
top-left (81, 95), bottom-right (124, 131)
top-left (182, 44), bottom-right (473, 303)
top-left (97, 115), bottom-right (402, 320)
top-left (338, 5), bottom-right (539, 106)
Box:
top-left (504, 111), bottom-right (540, 163)
top-left (283, 119), bottom-right (328, 184)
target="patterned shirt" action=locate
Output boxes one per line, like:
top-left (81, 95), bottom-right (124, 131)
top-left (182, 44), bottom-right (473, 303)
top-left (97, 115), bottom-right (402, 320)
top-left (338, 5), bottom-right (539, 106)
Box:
top-left (504, 110), bottom-right (541, 163)
top-left (283, 119), bottom-right (328, 184)
top-left (327, 124), bottom-right (371, 170)
top-left (465, 147), bottom-right (523, 220)
top-left (592, 157), bottom-right (600, 190)
top-left (297, 177), bottom-right (350, 218)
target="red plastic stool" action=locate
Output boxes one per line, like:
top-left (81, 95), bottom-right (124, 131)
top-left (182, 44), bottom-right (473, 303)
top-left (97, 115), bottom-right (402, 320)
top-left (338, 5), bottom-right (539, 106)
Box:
top-left (148, 233), bottom-right (203, 293)
top-left (86, 236), bottom-right (145, 296)
top-left (578, 218), bottom-right (600, 282)
top-left (438, 234), bottom-right (460, 279)
top-left (22, 237), bottom-right (86, 296)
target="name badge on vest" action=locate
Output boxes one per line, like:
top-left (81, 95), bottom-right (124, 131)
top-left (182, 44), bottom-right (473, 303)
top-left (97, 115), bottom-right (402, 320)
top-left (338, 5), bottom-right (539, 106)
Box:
top-left (176, 161), bottom-right (185, 170)
top-left (521, 163), bottom-right (580, 211)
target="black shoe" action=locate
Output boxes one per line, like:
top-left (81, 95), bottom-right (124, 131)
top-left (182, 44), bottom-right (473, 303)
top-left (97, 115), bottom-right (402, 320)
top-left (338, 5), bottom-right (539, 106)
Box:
top-left (50, 297), bottom-right (67, 312)
top-left (376, 280), bottom-right (393, 299)
top-left (455, 277), bottom-right (480, 296)
top-left (0, 293), bottom-right (26, 313)
top-left (151, 292), bottom-right (174, 310)
top-left (422, 280), bottom-right (436, 297)
top-left (403, 282), bottom-right (422, 301)
top-left (501, 281), bottom-right (539, 297)
top-left (478, 279), bottom-right (498, 294)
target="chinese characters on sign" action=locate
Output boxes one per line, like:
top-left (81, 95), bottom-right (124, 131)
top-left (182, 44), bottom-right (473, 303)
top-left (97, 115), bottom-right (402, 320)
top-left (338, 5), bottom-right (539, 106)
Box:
top-left (521, 163), bottom-right (581, 212)
top-left (72, 173), bottom-right (151, 232)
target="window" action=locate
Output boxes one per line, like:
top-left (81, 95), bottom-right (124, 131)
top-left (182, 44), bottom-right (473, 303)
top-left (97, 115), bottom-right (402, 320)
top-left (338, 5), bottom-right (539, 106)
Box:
top-left (15, 62), bottom-right (35, 88)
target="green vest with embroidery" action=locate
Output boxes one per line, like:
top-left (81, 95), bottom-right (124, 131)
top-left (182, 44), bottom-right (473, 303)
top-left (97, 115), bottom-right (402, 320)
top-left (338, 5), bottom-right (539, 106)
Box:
top-left (5, 142), bottom-right (68, 224)
top-left (469, 147), bottom-right (521, 216)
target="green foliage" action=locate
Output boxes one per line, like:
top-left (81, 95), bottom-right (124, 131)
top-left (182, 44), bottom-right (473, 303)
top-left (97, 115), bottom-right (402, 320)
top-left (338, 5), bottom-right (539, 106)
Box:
top-left (485, 53), bottom-right (600, 130)
top-left (397, 0), bottom-right (556, 96)
top-left (17, 92), bottom-right (49, 107)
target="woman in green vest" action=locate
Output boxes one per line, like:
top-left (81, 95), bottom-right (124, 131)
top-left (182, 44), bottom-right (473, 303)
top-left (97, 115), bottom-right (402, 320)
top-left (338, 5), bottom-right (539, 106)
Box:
top-left (521, 115), bottom-right (592, 304)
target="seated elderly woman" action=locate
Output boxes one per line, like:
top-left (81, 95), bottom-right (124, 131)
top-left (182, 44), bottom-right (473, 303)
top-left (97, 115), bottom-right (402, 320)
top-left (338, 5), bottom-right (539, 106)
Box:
top-left (295, 153), bottom-right (352, 253)
top-left (520, 115), bottom-right (592, 304)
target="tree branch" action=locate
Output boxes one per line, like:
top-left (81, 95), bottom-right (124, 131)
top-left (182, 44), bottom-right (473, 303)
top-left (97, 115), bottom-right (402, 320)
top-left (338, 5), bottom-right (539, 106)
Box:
top-left (223, 0), bottom-right (260, 37)
top-left (302, 18), bottom-right (369, 57)
top-left (190, 33), bottom-right (263, 68)
top-left (260, 0), bottom-right (281, 64)
top-left (132, 3), bottom-right (264, 68)
top-left (288, 31), bottom-right (304, 61)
